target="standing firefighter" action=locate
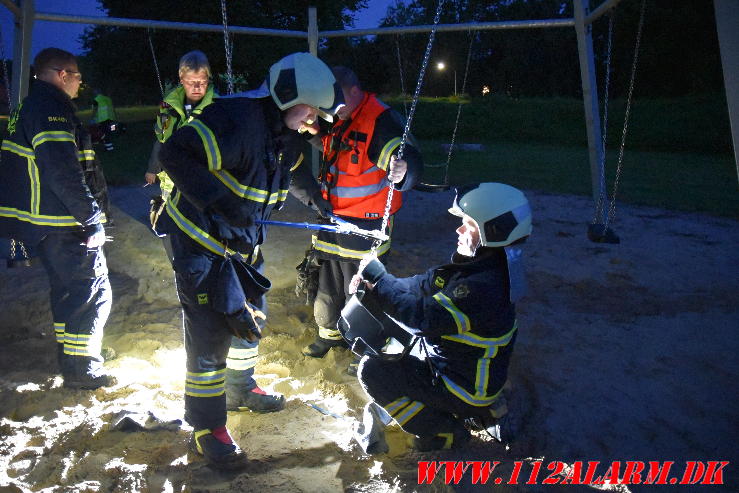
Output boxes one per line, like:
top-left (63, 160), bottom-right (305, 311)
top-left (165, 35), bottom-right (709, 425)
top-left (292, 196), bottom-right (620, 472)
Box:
top-left (145, 50), bottom-right (216, 263)
top-left (302, 66), bottom-right (422, 364)
top-left (155, 52), bottom-right (344, 469)
top-left (0, 48), bottom-right (114, 389)
top-left (90, 91), bottom-right (117, 151)
top-left (348, 183), bottom-right (531, 451)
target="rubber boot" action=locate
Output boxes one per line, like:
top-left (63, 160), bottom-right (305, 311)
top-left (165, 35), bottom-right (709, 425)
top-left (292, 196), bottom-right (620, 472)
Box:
top-left (191, 427), bottom-right (247, 470)
top-left (63, 372), bottom-right (117, 390)
top-left (302, 336), bottom-right (347, 358)
top-left (226, 386), bottom-right (285, 413)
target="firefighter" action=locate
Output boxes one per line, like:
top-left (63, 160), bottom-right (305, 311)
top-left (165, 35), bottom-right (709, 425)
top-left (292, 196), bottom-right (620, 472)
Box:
top-left (90, 91), bottom-right (117, 151)
top-left (301, 66), bottom-right (423, 365)
top-left (349, 183), bottom-right (532, 451)
top-left (0, 48), bottom-right (114, 390)
top-left (155, 52), bottom-right (344, 469)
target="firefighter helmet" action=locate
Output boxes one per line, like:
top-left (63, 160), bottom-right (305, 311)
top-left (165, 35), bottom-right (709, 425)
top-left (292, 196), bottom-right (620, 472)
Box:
top-left (448, 183), bottom-right (532, 247)
top-left (268, 52), bottom-right (344, 122)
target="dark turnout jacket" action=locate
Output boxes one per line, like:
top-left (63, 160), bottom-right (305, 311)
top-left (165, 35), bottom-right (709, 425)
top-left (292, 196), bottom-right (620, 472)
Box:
top-left (0, 81), bottom-right (102, 244)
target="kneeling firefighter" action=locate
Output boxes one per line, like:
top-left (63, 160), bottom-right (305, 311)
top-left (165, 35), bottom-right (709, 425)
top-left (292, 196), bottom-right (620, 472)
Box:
top-left (343, 183), bottom-right (531, 452)
top-left (156, 52), bottom-right (344, 470)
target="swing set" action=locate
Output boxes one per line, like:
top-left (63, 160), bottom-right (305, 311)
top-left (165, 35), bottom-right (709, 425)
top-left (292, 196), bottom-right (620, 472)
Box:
top-left (1, 0), bottom-right (736, 255)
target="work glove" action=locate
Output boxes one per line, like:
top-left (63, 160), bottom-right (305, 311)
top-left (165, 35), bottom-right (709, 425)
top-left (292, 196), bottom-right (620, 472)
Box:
top-left (82, 223), bottom-right (106, 248)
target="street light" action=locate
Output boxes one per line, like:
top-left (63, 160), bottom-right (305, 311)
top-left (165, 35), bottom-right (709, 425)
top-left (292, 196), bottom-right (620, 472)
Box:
top-left (435, 61), bottom-right (456, 96)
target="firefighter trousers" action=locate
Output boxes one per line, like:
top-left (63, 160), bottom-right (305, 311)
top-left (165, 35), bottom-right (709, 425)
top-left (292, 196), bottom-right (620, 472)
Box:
top-left (314, 259), bottom-right (359, 340)
top-left (37, 230), bottom-right (112, 379)
top-left (357, 354), bottom-right (479, 439)
top-left (170, 232), bottom-right (264, 431)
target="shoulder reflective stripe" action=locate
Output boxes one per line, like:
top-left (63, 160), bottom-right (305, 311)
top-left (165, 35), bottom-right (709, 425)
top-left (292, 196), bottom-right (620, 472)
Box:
top-left (377, 136), bottom-right (402, 171)
top-left (2, 140), bottom-right (34, 158)
top-left (0, 206), bottom-right (80, 226)
top-left (166, 197), bottom-right (239, 257)
top-left (432, 292), bottom-right (471, 333)
top-left (313, 236), bottom-right (391, 259)
top-left (31, 131), bottom-right (75, 149)
top-left (441, 374), bottom-right (503, 407)
top-left (441, 324), bottom-right (517, 357)
top-left (394, 401), bottom-right (425, 426)
top-left (384, 397), bottom-right (411, 416)
top-left (77, 150), bottom-right (95, 161)
top-left (289, 152), bottom-right (304, 172)
top-left (331, 181), bottom-right (387, 199)
top-left (188, 119), bottom-right (222, 170)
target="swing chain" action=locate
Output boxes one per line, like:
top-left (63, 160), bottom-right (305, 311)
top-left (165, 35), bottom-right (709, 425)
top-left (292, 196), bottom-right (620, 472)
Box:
top-left (147, 29), bottom-right (165, 99)
top-left (593, 12), bottom-right (614, 224)
top-left (220, 0), bottom-right (235, 95)
top-left (394, 35), bottom-right (408, 120)
top-left (442, 30), bottom-right (476, 186)
top-left (372, 0), bottom-right (446, 253)
top-left (603, 0), bottom-right (646, 231)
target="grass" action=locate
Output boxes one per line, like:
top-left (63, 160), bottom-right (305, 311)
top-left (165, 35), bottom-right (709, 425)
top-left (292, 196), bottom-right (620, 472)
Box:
top-left (5, 97), bottom-right (736, 218)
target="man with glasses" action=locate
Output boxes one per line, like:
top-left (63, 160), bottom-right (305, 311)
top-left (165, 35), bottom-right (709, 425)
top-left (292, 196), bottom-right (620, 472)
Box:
top-left (0, 47), bottom-right (114, 390)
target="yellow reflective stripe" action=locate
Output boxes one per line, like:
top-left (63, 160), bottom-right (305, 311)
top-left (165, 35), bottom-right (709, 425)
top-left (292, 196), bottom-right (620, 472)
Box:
top-left (185, 387), bottom-right (225, 397)
top-left (432, 292), bottom-right (471, 333)
top-left (188, 120), bottom-right (221, 170)
top-left (394, 401), bottom-right (425, 426)
top-left (437, 432), bottom-right (454, 449)
top-left (476, 357), bottom-right (490, 399)
top-left (384, 397), bottom-right (410, 416)
top-left (377, 137), bottom-right (401, 171)
top-left (54, 323), bottom-right (65, 343)
top-left (186, 369), bottom-right (226, 383)
top-left (77, 150), bottom-right (95, 161)
top-left (318, 326), bottom-right (342, 340)
top-left (441, 324), bottom-right (517, 357)
top-left (31, 131), bottom-right (75, 149)
top-left (0, 206), bottom-right (80, 226)
top-left (166, 191), bottom-right (241, 258)
top-left (28, 158), bottom-right (40, 215)
top-left (2, 140), bottom-right (34, 158)
top-left (289, 153), bottom-right (304, 172)
top-left (312, 236), bottom-right (391, 259)
top-left (441, 374), bottom-right (503, 407)
top-left (211, 169), bottom-right (286, 204)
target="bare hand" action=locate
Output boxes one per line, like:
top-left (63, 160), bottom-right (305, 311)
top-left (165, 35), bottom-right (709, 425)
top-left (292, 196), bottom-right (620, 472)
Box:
top-left (144, 172), bottom-right (157, 185)
top-left (349, 253), bottom-right (379, 294)
top-left (387, 155), bottom-right (407, 184)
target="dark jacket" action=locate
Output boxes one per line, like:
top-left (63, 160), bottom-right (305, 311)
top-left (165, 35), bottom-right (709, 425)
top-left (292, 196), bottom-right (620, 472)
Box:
top-left (0, 80), bottom-right (102, 244)
top-left (157, 96), bottom-right (311, 257)
top-left (370, 249), bottom-right (517, 407)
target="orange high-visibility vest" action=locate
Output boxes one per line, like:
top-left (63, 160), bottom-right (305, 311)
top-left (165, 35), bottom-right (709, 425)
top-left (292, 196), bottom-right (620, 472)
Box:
top-left (321, 93), bottom-right (402, 219)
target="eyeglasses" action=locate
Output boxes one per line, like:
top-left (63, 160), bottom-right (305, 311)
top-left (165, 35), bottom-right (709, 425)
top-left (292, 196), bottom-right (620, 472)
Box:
top-left (50, 67), bottom-right (82, 81)
top-left (181, 79), bottom-right (209, 88)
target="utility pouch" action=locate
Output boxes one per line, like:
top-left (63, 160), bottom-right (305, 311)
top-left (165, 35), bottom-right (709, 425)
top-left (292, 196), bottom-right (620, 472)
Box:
top-left (212, 256), bottom-right (272, 341)
top-left (295, 248), bottom-right (321, 305)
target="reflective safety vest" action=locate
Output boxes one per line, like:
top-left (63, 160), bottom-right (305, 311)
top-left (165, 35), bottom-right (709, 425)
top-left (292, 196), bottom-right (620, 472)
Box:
top-left (155, 85), bottom-right (216, 195)
top-left (92, 94), bottom-right (115, 123)
top-left (321, 93), bottom-right (402, 219)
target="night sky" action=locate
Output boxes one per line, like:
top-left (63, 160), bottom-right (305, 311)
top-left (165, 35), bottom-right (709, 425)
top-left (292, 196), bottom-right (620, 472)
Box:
top-left (0, 0), bottom-right (395, 58)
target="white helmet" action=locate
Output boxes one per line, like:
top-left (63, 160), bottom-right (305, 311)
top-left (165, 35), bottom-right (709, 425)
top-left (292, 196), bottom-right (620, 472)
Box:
top-left (268, 52), bottom-right (344, 122)
top-left (449, 183), bottom-right (532, 247)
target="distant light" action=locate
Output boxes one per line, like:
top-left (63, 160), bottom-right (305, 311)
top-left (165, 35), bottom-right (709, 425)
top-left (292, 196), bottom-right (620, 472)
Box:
top-left (482, 85), bottom-right (490, 96)
top-left (436, 62), bottom-right (446, 70)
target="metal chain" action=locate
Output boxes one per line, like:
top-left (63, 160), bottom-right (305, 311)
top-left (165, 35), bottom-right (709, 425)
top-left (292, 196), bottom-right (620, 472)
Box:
top-left (442, 30), bottom-right (476, 186)
top-left (395, 35), bottom-right (408, 120)
top-left (220, 0), bottom-right (235, 95)
top-left (372, 0), bottom-right (446, 253)
top-left (603, 0), bottom-right (646, 232)
top-left (592, 12), bottom-right (614, 224)
top-left (9, 238), bottom-right (15, 259)
top-left (147, 29), bottom-right (165, 98)
top-left (19, 240), bottom-right (28, 259)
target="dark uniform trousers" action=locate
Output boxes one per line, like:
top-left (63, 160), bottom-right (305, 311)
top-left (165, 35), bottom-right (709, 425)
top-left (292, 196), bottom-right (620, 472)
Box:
top-left (38, 230), bottom-right (111, 378)
top-left (314, 259), bottom-right (360, 335)
top-left (358, 354), bottom-right (479, 439)
top-left (170, 231), bottom-right (265, 431)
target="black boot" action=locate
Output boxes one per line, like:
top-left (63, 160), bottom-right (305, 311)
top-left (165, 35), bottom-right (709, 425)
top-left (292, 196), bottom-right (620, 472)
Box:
top-left (63, 372), bottom-right (117, 390)
top-left (226, 387), bottom-right (286, 413)
top-left (191, 427), bottom-right (247, 470)
top-left (412, 426), bottom-right (471, 452)
top-left (302, 336), bottom-right (347, 358)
